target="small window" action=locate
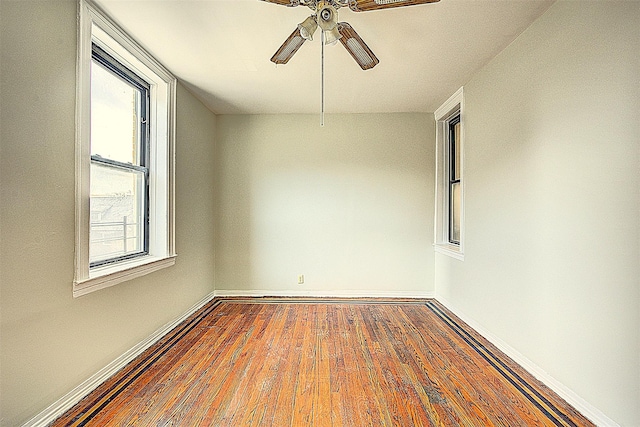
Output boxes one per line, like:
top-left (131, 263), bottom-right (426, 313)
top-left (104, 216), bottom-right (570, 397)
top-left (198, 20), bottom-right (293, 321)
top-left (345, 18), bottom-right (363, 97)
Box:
top-left (448, 114), bottom-right (461, 245)
top-left (434, 88), bottom-right (464, 260)
top-left (74, 0), bottom-right (177, 297)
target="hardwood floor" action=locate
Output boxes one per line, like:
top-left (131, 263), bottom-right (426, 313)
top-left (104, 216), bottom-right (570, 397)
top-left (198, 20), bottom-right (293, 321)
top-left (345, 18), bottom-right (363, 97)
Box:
top-left (52, 298), bottom-right (595, 426)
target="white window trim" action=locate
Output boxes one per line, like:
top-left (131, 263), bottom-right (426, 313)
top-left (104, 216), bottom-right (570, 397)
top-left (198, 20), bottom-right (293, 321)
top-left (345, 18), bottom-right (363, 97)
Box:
top-left (74, 0), bottom-right (176, 297)
top-left (434, 87), bottom-right (465, 261)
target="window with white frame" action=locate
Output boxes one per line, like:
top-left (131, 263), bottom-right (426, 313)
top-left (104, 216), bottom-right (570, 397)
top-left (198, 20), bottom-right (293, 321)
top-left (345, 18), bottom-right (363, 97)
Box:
top-left (74, 0), bottom-right (176, 297)
top-left (434, 87), bottom-right (464, 260)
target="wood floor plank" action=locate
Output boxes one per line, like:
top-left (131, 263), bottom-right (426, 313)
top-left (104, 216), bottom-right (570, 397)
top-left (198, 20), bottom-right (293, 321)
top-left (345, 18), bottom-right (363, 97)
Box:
top-left (51, 298), bottom-right (596, 427)
top-left (401, 304), bottom-right (547, 426)
top-left (395, 305), bottom-right (517, 425)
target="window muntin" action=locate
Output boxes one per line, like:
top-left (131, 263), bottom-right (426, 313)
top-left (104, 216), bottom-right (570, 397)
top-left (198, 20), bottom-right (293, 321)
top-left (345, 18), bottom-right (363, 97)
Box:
top-left (90, 45), bottom-right (150, 267)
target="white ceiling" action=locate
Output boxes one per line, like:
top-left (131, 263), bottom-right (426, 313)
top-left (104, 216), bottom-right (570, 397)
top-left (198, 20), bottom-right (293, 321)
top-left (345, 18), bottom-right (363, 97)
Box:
top-left (94, 0), bottom-right (555, 115)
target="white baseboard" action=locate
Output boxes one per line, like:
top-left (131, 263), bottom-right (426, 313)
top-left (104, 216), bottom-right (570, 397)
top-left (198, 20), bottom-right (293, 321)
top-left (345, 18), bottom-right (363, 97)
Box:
top-left (214, 289), bottom-right (435, 299)
top-left (21, 291), bottom-right (216, 427)
top-left (435, 296), bottom-right (620, 427)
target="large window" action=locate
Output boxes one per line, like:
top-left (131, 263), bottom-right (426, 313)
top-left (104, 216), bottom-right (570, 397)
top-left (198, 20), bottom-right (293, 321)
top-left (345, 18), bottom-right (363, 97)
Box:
top-left (434, 88), bottom-right (464, 260)
top-left (90, 45), bottom-right (150, 267)
top-left (74, 0), bottom-right (176, 297)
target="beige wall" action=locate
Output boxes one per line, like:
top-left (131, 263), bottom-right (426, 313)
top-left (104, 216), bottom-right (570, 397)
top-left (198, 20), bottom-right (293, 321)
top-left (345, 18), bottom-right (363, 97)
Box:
top-left (0, 1), bottom-right (216, 425)
top-left (214, 114), bottom-right (435, 296)
top-left (435, 1), bottom-right (640, 425)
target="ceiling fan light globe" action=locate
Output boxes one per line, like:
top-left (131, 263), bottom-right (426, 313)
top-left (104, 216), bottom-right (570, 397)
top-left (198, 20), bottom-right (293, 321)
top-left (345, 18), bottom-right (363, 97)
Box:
top-left (298, 16), bottom-right (318, 41)
top-left (323, 27), bottom-right (342, 45)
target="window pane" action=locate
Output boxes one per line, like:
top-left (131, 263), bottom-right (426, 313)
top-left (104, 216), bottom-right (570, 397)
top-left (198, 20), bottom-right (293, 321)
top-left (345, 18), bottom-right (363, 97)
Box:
top-left (91, 59), bottom-right (142, 165)
top-left (90, 163), bottom-right (146, 264)
top-left (450, 182), bottom-right (461, 244)
top-left (453, 121), bottom-right (461, 181)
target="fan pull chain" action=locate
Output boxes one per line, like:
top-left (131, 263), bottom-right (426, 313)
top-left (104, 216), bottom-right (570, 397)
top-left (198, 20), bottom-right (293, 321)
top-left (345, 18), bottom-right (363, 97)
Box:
top-left (321, 30), bottom-right (325, 127)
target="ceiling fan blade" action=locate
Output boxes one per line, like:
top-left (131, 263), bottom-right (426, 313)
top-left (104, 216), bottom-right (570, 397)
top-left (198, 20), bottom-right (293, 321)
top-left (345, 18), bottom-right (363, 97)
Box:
top-left (348, 0), bottom-right (439, 12)
top-left (260, 0), bottom-right (301, 6)
top-left (271, 27), bottom-right (307, 65)
top-left (337, 23), bottom-right (379, 70)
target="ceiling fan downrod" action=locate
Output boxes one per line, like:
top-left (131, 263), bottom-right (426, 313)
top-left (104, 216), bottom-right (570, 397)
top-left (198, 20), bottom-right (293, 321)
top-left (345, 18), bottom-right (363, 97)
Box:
top-left (321, 29), bottom-right (325, 127)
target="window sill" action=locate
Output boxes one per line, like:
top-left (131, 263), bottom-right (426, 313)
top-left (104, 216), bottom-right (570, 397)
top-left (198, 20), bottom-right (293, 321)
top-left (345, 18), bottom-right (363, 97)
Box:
top-left (73, 254), bottom-right (177, 297)
top-left (434, 244), bottom-right (464, 261)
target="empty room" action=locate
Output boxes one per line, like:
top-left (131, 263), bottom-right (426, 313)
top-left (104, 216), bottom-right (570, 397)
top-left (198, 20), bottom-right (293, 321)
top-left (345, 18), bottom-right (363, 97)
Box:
top-left (0, 0), bottom-right (638, 426)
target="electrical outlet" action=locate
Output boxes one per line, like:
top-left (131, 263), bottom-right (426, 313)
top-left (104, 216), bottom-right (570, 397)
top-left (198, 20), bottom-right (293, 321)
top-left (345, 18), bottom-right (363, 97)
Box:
top-left (297, 274), bottom-right (304, 285)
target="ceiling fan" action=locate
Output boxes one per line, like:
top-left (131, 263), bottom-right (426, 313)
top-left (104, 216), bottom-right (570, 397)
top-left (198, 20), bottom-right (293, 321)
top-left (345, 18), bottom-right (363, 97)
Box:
top-left (263, 0), bottom-right (440, 70)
